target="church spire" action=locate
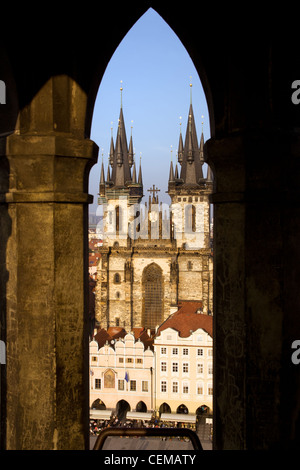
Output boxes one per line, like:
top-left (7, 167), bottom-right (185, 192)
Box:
top-left (99, 154), bottom-right (106, 197)
top-left (100, 84), bottom-right (143, 205)
top-left (178, 94), bottom-right (204, 185)
top-left (110, 84), bottom-right (132, 187)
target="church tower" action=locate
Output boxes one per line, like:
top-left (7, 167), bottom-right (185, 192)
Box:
top-left (98, 83), bottom-right (143, 248)
top-left (96, 85), bottom-right (144, 330)
top-left (168, 83), bottom-right (213, 313)
top-left (95, 83), bottom-right (213, 332)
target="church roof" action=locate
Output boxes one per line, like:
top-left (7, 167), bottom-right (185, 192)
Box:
top-left (156, 301), bottom-right (213, 338)
top-left (179, 103), bottom-right (204, 186)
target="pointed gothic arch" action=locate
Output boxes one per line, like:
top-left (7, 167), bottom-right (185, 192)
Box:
top-left (142, 263), bottom-right (164, 329)
top-left (0, 1), bottom-right (296, 452)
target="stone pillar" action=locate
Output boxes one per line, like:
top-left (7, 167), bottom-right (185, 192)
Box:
top-left (206, 129), bottom-right (300, 449)
top-left (0, 77), bottom-right (98, 449)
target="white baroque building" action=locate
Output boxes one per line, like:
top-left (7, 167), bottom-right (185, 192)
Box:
top-left (90, 329), bottom-right (155, 418)
top-left (154, 302), bottom-right (213, 417)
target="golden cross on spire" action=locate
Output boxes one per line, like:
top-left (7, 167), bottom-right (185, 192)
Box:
top-left (147, 184), bottom-right (160, 199)
top-left (190, 75), bottom-right (193, 104)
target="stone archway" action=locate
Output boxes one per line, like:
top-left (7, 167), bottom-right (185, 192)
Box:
top-left (159, 403), bottom-right (171, 416)
top-left (116, 400), bottom-right (130, 421)
top-left (0, 2), bottom-right (299, 452)
top-left (136, 401), bottom-right (147, 413)
top-left (177, 404), bottom-right (188, 415)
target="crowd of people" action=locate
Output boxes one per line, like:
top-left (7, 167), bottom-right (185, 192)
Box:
top-left (89, 415), bottom-right (196, 435)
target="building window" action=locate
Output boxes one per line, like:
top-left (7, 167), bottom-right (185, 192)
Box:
top-left (187, 261), bottom-right (193, 271)
top-left (126, 358), bottom-right (133, 363)
top-left (197, 363), bottom-right (203, 374)
top-left (116, 292), bottom-right (120, 299)
top-left (208, 385), bottom-right (213, 395)
top-left (183, 363), bottom-right (189, 373)
top-left (161, 347), bottom-right (167, 355)
top-left (197, 348), bottom-right (204, 356)
top-left (142, 381), bottom-right (148, 392)
top-left (114, 273), bottom-right (121, 284)
top-left (130, 380), bottom-right (136, 391)
top-left (172, 362), bottom-right (178, 373)
top-left (185, 204), bottom-right (196, 233)
top-left (92, 356), bottom-right (97, 362)
top-left (95, 379), bottom-right (101, 389)
top-left (172, 347), bottom-right (178, 355)
top-left (183, 348), bottom-right (189, 356)
top-left (136, 358), bottom-right (143, 364)
top-left (161, 381), bottom-right (167, 393)
top-left (208, 348), bottom-right (213, 357)
top-left (115, 205), bottom-right (122, 233)
top-left (118, 380), bottom-right (124, 390)
top-left (118, 357), bottom-right (124, 363)
top-left (183, 384), bottom-right (189, 394)
top-left (172, 382), bottom-right (178, 393)
top-left (208, 364), bottom-right (213, 375)
top-left (161, 362), bottom-right (167, 372)
top-left (197, 384), bottom-right (203, 395)
top-left (143, 263), bottom-right (163, 329)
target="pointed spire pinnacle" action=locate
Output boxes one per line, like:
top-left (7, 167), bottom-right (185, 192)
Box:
top-left (100, 158), bottom-right (105, 184)
top-left (174, 163), bottom-right (178, 179)
top-left (128, 121), bottom-right (134, 168)
top-left (199, 128), bottom-right (205, 165)
top-left (106, 155), bottom-right (111, 182)
top-left (109, 130), bottom-right (114, 167)
top-left (131, 158), bottom-right (137, 183)
top-left (169, 145), bottom-right (175, 182)
top-left (120, 80), bottom-right (123, 109)
top-left (116, 122), bottom-right (123, 167)
top-left (138, 153), bottom-right (143, 185)
top-left (187, 112), bottom-right (194, 163)
top-left (169, 160), bottom-right (175, 182)
top-left (178, 117), bottom-right (184, 164)
top-left (175, 87), bottom-right (204, 186)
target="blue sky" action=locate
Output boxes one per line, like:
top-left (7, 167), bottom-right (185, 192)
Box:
top-left (89, 8), bottom-right (210, 214)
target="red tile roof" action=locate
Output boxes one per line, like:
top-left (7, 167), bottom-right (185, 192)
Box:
top-left (93, 327), bottom-right (153, 350)
top-left (156, 301), bottom-right (213, 338)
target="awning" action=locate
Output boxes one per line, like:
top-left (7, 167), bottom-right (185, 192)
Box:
top-left (160, 413), bottom-right (197, 423)
top-left (126, 411), bottom-right (153, 421)
top-left (90, 409), bottom-right (112, 420)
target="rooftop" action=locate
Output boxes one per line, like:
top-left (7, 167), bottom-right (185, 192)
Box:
top-left (156, 301), bottom-right (213, 338)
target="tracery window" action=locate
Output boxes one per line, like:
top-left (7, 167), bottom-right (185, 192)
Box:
top-left (142, 263), bottom-right (163, 329)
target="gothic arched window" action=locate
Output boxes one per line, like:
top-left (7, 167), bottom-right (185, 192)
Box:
top-left (185, 204), bottom-right (196, 233)
top-left (115, 205), bottom-right (122, 233)
top-left (114, 273), bottom-right (121, 284)
top-left (142, 263), bottom-right (163, 330)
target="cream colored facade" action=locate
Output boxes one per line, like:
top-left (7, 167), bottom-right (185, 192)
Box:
top-left (154, 327), bottom-right (213, 415)
top-left (90, 333), bottom-right (155, 413)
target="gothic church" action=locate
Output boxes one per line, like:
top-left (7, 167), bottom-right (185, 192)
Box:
top-left (95, 86), bottom-right (213, 331)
